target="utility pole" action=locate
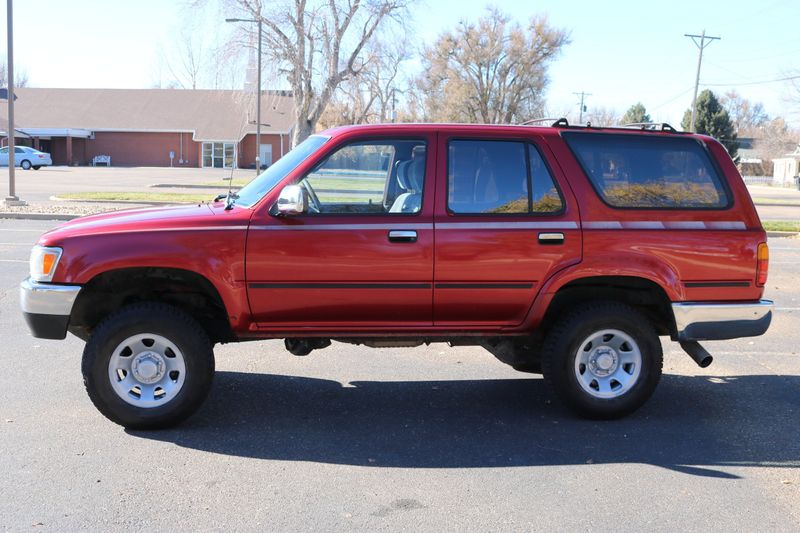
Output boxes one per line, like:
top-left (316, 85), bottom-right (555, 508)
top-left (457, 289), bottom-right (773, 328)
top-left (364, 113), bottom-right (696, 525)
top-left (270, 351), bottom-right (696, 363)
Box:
top-left (4, 0), bottom-right (23, 206)
top-left (685, 30), bottom-right (720, 132)
top-left (573, 91), bottom-right (591, 124)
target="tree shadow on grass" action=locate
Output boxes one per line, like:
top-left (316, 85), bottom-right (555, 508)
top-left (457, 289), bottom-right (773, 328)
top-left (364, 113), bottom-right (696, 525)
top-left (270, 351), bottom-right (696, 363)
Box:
top-left (129, 371), bottom-right (800, 478)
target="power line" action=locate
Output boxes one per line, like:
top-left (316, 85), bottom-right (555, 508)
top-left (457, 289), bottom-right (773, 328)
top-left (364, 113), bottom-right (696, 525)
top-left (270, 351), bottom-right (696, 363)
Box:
top-left (685, 30), bottom-right (721, 132)
top-left (701, 74), bottom-right (800, 87)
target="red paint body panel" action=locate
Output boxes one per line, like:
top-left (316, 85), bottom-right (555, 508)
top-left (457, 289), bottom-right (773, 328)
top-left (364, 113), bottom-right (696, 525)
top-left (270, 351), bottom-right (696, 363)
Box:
top-left (431, 129), bottom-right (582, 326)
top-left (37, 123), bottom-right (767, 338)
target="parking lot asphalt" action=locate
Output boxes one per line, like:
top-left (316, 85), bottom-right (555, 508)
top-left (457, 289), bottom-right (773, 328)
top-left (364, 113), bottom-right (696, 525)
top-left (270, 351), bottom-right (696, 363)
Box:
top-left (5, 166), bottom-right (254, 204)
top-left (0, 218), bottom-right (798, 531)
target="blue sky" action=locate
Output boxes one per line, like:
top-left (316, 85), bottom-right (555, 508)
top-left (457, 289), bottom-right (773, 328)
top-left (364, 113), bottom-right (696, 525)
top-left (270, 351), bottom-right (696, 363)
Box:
top-left (2, 0), bottom-right (799, 127)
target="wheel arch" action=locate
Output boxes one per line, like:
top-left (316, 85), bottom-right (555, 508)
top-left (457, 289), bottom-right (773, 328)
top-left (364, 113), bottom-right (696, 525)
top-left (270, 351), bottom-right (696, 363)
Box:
top-left (531, 274), bottom-right (677, 338)
top-left (70, 267), bottom-right (235, 343)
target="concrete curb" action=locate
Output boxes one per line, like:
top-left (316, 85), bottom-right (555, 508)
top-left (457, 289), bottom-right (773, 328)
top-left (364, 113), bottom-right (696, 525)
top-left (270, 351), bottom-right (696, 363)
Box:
top-left (50, 195), bottom-right (197, 205)
top-left (150, 183), bottom-right (241, 190)
top-left (0, 212), bottom-right (80, 221)
top-left (767, 231), bottom-right (799, 238)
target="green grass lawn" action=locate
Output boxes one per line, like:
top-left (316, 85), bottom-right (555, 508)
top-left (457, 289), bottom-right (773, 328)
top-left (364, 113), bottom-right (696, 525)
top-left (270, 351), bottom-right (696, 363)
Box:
top-left (59, 192), bottom-right (212, 203)
top-left (751, 197), bottom-right (800, 206)
top-left (762, 220), bottom-right (800, 232)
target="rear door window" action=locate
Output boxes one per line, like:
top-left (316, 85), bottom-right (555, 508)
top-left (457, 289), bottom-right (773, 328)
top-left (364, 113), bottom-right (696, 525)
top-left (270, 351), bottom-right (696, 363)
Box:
top-left (447, 139), bottom-right (563, 215)
top-left (563, 132), bottom-right (729, 209)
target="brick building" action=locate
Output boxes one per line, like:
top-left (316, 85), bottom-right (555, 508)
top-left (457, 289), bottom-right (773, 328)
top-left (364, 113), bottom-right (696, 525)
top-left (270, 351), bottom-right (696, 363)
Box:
top-left (0, 88), bottom-right (294, 168)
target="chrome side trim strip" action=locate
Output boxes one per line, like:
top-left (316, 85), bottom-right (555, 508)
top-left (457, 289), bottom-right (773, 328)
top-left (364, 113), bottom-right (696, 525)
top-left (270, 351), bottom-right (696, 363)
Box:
top-left (250, 223), bottom-right (433, 231)
top-left (435, 221), bottom-right (579, 230)
top-left (584, 220), bottom-right (747, 230)
top-left (20, 279), bottom-right (81, 316)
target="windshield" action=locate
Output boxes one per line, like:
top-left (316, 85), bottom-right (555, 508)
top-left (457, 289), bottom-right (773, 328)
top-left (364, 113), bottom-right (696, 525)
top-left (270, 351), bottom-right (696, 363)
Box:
top-left (234, 135), bottom-right (330, 208)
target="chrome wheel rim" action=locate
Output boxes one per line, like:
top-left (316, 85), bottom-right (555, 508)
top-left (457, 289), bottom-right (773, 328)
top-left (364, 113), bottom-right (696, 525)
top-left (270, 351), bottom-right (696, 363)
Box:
top-left (108, 333), bottom-right (186, 408)
top-left (574, 329), bottom-right (642, 399)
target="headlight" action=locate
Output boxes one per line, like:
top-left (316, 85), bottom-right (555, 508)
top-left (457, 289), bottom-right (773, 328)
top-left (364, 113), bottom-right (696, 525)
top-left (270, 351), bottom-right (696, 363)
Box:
top-left (29, 245), bottom-right (63, 282)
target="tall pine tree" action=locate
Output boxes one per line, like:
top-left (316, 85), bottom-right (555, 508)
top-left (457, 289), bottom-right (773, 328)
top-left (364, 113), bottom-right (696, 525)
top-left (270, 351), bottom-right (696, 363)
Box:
top-left (682, 90), bottom-right (738, 159)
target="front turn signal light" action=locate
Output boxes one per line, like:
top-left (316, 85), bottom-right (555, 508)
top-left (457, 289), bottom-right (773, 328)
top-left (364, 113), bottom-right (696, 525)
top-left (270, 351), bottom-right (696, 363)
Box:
top-left (29, 246), bottom-right (63, 282)
top-left (756, 242), bottom-right (769, 287)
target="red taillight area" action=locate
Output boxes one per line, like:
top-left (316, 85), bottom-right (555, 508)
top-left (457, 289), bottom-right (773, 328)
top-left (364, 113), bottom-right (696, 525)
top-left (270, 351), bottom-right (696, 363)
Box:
top-left (756, 242), bottom-right (769, 287)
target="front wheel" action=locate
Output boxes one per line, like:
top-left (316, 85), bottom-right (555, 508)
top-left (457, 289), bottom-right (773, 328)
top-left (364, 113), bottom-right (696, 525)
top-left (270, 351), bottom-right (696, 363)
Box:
top-left (81, 302), bottom-right (215, 429)
top-left (541, 302), bottom-right (662, 419)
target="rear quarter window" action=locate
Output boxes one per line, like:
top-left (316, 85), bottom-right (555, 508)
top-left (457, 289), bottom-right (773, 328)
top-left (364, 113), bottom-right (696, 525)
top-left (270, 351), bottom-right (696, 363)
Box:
top-left (562, 133), bottom-right (730, 209)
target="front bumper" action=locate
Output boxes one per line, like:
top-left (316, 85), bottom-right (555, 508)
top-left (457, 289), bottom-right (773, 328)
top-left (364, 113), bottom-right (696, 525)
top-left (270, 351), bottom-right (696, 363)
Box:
top-left (672, 300), bottom-right (773, 341)
top-left (20, 278), bottom-right (81, 339)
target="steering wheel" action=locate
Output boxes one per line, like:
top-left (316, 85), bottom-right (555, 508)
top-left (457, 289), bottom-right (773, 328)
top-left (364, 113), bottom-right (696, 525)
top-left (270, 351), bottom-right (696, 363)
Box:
top-left (302, 180), bottom-right (322, 214)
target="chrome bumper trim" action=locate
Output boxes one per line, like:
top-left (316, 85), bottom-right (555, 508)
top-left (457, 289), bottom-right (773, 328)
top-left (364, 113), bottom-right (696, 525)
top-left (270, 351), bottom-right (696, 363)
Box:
top-left (672, 300), bottom-right (773, 341)
top-left (20, 278), bottom-right (81, 316)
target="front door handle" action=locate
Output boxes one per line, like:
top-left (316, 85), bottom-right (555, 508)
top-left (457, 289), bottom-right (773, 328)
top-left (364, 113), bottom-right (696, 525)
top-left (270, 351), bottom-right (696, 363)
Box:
top-left (538, 232), bottom-right (564, 245)
top-left (388, 230), bottom-right (418, 243)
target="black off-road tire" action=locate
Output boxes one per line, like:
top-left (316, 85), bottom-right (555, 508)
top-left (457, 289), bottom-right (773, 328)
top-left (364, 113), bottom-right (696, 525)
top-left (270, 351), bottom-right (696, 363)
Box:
top-left (81, 302), bottom-right (215, 429)
top-left (541, 302), bottom-right (662, 419)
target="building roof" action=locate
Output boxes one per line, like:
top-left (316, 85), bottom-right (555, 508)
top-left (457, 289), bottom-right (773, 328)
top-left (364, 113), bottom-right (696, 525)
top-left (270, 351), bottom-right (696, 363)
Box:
top-left (0, 88), bottom-right (294, 141)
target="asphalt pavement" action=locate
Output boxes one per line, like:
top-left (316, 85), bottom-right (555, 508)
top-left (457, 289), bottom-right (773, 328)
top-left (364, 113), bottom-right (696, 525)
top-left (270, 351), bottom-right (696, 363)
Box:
top-left (0, 218), bottom-right (798, 531)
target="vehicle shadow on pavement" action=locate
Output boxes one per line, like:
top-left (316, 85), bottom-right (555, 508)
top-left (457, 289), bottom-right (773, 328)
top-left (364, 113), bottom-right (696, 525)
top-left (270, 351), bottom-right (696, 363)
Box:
top-left (129, 371), bottom-right (800, 478)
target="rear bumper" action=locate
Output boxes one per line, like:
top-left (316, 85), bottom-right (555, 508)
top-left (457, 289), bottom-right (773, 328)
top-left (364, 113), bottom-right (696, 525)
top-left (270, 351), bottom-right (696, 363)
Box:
top-left (20, 278), bottom-right (81, 340)
top-left (672, 300), bottom-right (773, 341)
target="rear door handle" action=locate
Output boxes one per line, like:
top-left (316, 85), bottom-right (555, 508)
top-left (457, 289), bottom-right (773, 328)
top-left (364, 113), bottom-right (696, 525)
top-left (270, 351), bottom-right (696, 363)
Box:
top-left (388, 230), bottom-right (418, 243)
top-left (538, 232), bottom-right (564, 245)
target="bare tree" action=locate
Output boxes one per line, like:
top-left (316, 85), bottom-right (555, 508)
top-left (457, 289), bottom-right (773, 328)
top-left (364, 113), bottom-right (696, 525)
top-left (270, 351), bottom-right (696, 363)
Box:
top-left (720, 90), bottom-right (768, 135)
top-left (0, 60), bottom-right (28, 87)
top-left (415, 7), bottom-right (568, 124)
top-left (163, 26), bottom-right (206, 89)
top-left (586, 107), bottom-right (620, 127)
top-left (225, 0), bottom-right (408, 145)
top-left (754, 117), bottom-right (799, 159)
top-left (318, 32), bottom-right (409, 128)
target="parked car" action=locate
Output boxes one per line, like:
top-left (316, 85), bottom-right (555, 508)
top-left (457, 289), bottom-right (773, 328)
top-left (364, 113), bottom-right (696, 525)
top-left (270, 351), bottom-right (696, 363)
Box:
top-left (0, 145), bottom-right (53, 169)
top-left (20, 120), bottom-right (772, 429)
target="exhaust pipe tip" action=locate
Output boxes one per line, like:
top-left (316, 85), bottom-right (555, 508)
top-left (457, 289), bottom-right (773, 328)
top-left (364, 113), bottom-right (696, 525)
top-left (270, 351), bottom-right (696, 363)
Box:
top-left (679, 341), bottom-right (714, 368)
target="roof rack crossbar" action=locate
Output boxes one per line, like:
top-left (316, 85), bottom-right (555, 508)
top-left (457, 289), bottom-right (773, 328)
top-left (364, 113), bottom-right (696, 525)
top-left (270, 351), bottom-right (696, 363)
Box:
top-left (520, 117), bottom-right (560, 125)
top-left (621, 122), bottom-right (678, 133)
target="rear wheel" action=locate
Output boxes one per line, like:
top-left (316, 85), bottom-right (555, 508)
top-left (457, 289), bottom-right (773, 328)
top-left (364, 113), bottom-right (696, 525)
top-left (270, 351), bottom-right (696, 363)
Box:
top-left (20, 160), bottom-right (31, 170)
top-left (541, 302), bottom-right (662, 419)
top-left (81, 302), bottom-right (215, 429)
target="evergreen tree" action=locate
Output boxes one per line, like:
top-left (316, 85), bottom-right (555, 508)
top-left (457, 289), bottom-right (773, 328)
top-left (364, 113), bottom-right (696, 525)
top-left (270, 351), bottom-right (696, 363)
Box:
top-left (621, 102), bottom-right (651, 124)
top-left (682, 90), bottom-right (738, 159)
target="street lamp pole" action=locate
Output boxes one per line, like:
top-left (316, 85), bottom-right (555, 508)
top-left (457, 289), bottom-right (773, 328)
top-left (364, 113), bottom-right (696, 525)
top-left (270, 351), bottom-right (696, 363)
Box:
top-left (225, 16), bottom-right (262, 176)
top-left (5, 0), bottom-right (20, 205)
top-left (256, 18), bottom-right (261, 176)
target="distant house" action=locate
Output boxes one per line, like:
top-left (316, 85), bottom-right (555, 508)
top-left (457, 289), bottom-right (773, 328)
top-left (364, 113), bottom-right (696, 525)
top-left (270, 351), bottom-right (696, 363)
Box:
top-left (772, 145), bottom-right (800, 187)
top-left (0, 88), bottom-right (294, 168)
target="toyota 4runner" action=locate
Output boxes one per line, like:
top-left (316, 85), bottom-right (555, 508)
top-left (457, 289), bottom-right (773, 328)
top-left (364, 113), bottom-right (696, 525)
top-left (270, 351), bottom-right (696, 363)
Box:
top-left (20, 120), bottom-right (773, 428)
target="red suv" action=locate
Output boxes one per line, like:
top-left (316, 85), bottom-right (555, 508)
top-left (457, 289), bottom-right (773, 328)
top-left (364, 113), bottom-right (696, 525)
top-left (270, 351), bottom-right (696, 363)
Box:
top-left (20, 121), bottom-right (773, 428)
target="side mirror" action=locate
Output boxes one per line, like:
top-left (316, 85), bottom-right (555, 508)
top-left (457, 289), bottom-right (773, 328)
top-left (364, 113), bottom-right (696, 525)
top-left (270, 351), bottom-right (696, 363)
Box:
top-left (275, 184), bottom-right (307, 215)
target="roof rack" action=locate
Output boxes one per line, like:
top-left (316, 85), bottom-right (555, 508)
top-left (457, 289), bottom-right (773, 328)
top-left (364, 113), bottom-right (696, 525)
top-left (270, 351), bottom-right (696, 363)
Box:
top-left (520, 117), bottom-right (561, 126)
top-left (621, 122), bottom-right (679, 133)
top-left (549, 117), bottom-right (686, 134)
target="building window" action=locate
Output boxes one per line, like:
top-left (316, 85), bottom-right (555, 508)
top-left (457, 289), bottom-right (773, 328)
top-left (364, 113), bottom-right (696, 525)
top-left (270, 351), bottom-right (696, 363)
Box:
top-left (202, 142), bottom-right (236, 168)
